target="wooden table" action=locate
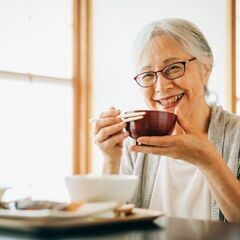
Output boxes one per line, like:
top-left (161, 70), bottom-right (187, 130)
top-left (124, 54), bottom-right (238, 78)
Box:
top-left (0, 216), bottom-right (239, 239)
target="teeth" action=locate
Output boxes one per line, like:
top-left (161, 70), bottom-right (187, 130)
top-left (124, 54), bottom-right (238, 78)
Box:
top-left (159, 93), bottom-right (184, 106)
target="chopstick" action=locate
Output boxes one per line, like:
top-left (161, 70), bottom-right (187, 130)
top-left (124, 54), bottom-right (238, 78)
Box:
top-left (122, 115), bottom-right (144, 122)
top-left (89, 111), bottom-right (146, 123)
top-left (119, 111), bottom-right (146, 118)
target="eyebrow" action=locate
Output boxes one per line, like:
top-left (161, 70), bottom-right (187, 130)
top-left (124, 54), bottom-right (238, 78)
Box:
top-left (140, 57), bottom-right (181, 72)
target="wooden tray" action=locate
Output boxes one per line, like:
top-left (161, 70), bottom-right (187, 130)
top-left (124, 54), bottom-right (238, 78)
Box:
top-left (0, 208), bottom-right (164, 232)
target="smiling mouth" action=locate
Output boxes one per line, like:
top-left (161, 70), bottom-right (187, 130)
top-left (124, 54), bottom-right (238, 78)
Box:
top-left (158, 93), bottom-right (185, 107)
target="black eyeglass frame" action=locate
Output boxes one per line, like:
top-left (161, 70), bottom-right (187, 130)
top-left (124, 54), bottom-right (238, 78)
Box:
top-left (134, 57), bottom-right (197, 88)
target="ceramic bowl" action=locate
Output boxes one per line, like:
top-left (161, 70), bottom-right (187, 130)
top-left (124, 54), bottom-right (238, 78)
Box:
top-left (65, 174), bottom-right (138, 204)
top-left (125, 110), bottom-right (177, 140)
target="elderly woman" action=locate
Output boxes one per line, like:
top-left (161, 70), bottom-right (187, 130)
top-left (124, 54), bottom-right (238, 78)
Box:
top-left (92, 18), bottom-right (240, 222)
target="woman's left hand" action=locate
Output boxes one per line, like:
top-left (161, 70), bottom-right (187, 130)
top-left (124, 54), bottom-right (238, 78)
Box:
top-left (130, 111), bottom-right (221, 169)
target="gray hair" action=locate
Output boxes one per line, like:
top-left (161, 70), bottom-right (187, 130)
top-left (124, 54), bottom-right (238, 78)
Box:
top-left (134, 18), bottom-right (215, 101)
top-left (134, 18), bottom-right (213, 69)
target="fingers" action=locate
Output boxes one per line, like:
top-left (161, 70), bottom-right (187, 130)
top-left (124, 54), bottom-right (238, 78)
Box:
top-left (130, 145), bottom-right (177, 157)
top-left (92, 107), bottom-right (122, 135)
top-left (100, 108), bottom-right (120, 118)
top-left (137, 135), bottom-right (182, 147)
top-left (93, 117), bottom-right (122, 135)
top-left (94, 121), bottom-right (127, 143)
top-left (92, 107), bottom-right (128, 146)
top-left (91, 107), bottom-right (129, 162)
top-left (100, 132), bottom-right (129, 150)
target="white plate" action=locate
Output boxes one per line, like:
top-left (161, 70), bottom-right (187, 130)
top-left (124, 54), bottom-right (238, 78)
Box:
top-left (0, 208), bottom-right (164, 231)
top-left (0, 201), bottom-right (119, 219)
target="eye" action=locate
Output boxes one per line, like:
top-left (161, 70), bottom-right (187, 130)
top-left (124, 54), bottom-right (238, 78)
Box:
top-left (136, 72), bottom-right (156, 87)
top-left (141, 72), bottom-right (155, 81)
top-left (163, 63), bottom-right (184, 77)
top-left (165, 63), bottom-right (181, 72)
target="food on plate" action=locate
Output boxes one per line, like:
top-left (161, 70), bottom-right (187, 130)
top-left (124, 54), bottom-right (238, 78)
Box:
top-left (0, 198), bottom-right (85, 211)
top-left (114, 204), bottom-right (135, 217)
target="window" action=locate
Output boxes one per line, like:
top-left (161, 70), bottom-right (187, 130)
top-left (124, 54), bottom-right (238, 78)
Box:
top-left (0, 0), bottom-right (73, 201)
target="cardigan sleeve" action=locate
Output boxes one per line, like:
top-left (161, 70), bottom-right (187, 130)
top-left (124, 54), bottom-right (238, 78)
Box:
top-left (209, 105), bottom-right (240, 221)
top-left (209, 105), bottom-right (240, 178)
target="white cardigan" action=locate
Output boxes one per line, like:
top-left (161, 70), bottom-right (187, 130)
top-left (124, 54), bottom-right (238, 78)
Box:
top-left (120, 105), bottom-right (240, 221)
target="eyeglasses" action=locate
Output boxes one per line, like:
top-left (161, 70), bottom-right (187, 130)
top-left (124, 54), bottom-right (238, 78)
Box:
top-left (134, 57), bottom-right (196, 88)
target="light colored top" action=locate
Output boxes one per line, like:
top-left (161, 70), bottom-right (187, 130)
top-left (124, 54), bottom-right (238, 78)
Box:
top-left (149, 156), bottom-right (211, 220)
top-left (120, 104), bottom-right (240, 221)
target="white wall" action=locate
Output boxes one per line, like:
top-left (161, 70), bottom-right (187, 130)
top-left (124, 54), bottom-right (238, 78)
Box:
top-left (92, 0), bottom-right (227, 172)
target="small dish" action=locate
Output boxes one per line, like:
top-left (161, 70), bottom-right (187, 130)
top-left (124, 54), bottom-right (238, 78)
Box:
top-left (0, 201), bottom-right (119, 219)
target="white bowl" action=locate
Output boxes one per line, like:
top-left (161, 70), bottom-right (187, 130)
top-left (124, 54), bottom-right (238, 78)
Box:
top-left (65, 174), bottom-right (138, 204)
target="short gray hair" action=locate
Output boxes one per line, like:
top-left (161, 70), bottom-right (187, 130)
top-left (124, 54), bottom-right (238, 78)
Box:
top-left (134, 18), bottom-right (215, 101)
top-left (134, 18), bottom-right (214, 70)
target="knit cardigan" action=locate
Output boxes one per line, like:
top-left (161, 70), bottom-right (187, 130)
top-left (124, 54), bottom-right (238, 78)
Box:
top-left (120, 105), bottom-right (240, 221)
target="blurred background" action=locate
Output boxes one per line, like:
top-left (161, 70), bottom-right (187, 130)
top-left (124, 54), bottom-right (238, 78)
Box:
top-left (0, 0), bottom-right (239, 201)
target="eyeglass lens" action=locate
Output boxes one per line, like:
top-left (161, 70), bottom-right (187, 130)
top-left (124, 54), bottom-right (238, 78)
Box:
top-left (137, 62), bottom-right (185, 87)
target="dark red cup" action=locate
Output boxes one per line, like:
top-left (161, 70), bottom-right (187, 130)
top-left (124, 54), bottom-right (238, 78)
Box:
top-left (125, 110), bottom-right (177, 140)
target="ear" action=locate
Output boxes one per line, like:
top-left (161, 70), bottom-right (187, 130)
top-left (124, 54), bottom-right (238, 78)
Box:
top-left (201, 64), bottom-right (212, 85)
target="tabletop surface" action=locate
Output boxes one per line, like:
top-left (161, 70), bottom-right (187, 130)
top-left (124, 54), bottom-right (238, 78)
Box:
top-left (0, 216), bottom-right (239, 240)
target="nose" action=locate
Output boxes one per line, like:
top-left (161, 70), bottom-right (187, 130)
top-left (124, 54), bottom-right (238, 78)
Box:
top-left (154, 73), bottom-right (174, 92)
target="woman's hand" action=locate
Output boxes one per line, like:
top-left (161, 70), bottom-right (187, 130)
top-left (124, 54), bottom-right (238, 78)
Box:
top-left (92, 107), bottom-right (129, 173)
top-left (130, 111), bottom-right (221, 169)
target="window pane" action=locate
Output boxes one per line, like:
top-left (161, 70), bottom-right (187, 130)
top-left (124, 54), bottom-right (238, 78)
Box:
top-left (30, 0), bottom-right (73, 78)
top-left (0, 0), bottom-right (73, 201)
top-left (0, 0), bottom-right (72, 79)
top-left (0, 0), bottom-right (29, 73)
top-left (0, 78), bottom-right (73, 201)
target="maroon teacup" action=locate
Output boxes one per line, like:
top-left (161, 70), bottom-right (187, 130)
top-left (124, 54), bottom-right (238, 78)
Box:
top-left (125, 110), bottom-right (177, 140)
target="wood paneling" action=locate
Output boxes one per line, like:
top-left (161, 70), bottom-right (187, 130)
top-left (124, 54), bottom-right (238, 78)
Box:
top-left (226, 0), bottom-right (236, 113)
top-left (73, 0), bottom-right (92, 174)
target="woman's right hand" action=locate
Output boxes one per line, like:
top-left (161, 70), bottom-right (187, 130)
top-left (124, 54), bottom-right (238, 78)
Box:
top-left (92, 107), bottom-right (129, 170)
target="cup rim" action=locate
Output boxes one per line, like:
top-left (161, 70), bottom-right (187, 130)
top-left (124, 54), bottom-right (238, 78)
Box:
top-left (125, 110), bottom-right (176, 116)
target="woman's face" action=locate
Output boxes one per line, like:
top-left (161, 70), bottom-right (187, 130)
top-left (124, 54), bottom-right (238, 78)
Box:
top-left (136, 36), bottom-right (210, 117)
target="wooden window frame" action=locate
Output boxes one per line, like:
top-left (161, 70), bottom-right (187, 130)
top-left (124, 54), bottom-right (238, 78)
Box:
top-left (73, 0), bottom-right (92, 174)
top-left (226, 0), bottom-right (236, 113)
